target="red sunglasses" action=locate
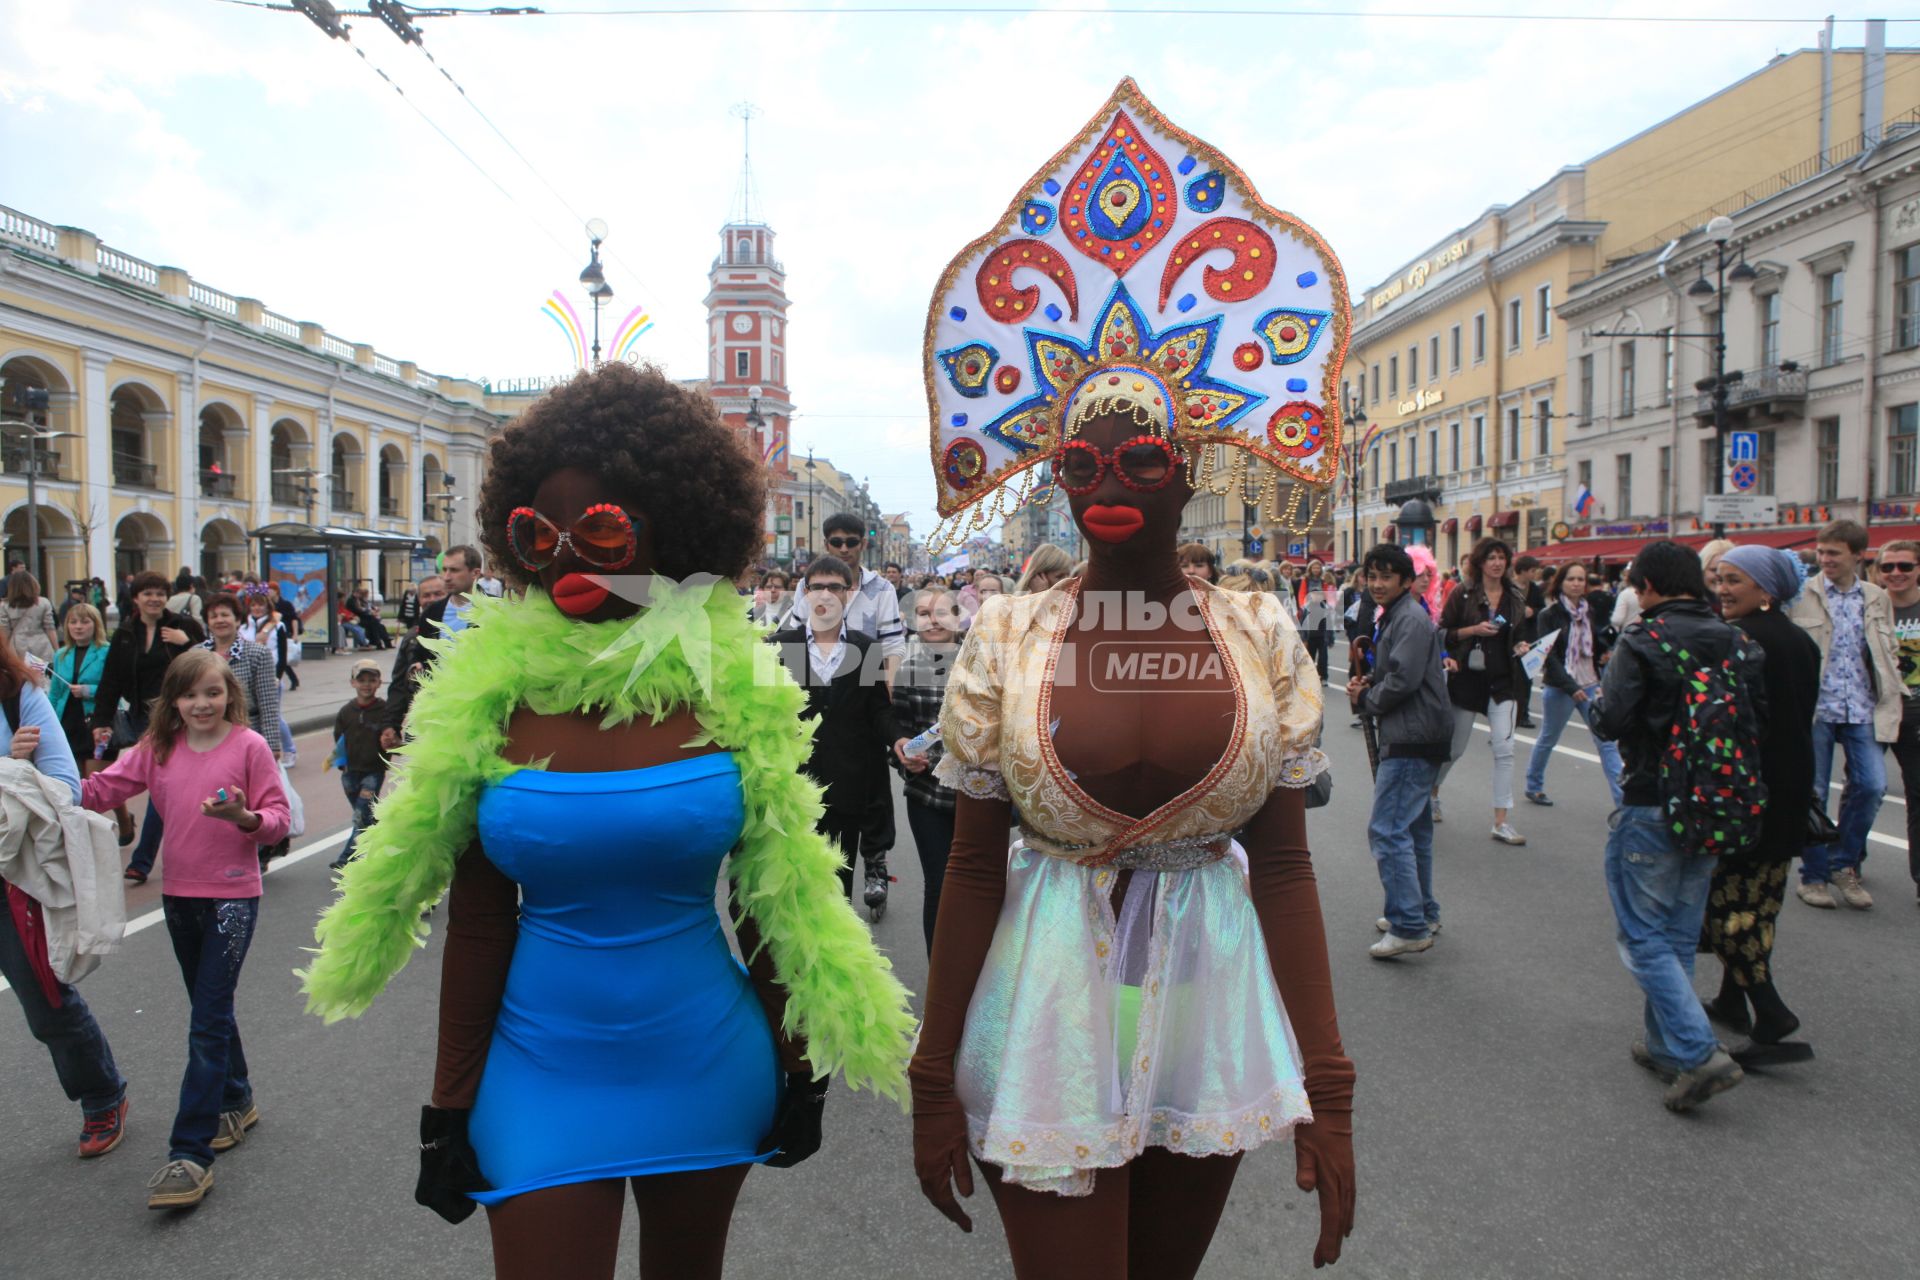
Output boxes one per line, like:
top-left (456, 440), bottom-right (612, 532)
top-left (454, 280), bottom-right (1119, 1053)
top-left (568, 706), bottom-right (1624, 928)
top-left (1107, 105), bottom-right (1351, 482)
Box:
top-left (1056, 436), bottom-right (1182, 496)
top-left (507, 504), bottom-right (638, 572)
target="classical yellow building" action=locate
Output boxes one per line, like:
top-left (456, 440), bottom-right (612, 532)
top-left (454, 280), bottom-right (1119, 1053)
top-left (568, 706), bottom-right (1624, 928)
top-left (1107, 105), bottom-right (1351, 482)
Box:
top-left (1342, 33), bottom-right (1920, 568)
top-left (0, 204), bottom-right (508, 600)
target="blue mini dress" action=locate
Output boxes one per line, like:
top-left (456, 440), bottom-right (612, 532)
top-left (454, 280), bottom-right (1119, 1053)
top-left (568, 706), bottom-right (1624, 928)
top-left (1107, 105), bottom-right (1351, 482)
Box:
top-left (466, 752), bottom-right (781, 1204)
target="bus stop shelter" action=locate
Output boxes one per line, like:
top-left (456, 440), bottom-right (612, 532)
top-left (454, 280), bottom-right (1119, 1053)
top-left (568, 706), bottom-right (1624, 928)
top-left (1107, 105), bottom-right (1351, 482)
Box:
top-left (250, 522), bottom-right (424, 652)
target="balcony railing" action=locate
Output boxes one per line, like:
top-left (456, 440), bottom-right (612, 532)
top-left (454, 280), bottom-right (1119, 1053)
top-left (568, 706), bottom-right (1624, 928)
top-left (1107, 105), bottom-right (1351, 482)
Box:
top-left (379, 495), bottom-right (403, 517)
top-left (112, 453), bottom-right (158, 488)
top-left (1384, 474), bottom-right (1443, 504)
top-left (2, 447), bottom-right (63, 479)
top-left (199, 470), bottom-right (237, 499)
top-left (271, 477), bottom-right (305, 506)
top-left (331, 481), bottom-right (361, 513)
top-left (1693, 366), bottom-right (1809, 422)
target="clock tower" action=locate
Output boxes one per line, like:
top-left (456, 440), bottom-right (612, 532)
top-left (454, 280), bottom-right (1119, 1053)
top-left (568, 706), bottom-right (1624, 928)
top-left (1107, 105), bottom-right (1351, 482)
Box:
top-left (704, 221), bottom-right (793, 482)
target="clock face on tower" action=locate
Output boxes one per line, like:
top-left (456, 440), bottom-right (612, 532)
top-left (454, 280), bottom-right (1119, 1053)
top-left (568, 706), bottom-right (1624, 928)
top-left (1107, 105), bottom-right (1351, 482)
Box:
top-left (731, 314), bottom-right (753, 335)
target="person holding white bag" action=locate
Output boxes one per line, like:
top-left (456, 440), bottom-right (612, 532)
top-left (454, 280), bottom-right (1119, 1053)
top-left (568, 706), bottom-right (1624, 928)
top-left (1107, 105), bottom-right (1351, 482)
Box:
top-left (1523, 561), bottom-right (1624, 807)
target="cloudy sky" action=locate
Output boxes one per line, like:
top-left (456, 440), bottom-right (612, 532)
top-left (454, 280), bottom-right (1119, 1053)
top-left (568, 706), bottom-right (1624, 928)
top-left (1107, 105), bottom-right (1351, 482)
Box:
top-left (1, 1), bottom-right (1904, 532)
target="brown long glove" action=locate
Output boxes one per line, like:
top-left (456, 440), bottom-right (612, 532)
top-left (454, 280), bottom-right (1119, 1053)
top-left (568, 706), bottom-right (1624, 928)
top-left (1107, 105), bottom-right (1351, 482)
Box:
top-left (1244, 785), bottom-right (1357, 1268)
top-left (432, 843), bottom-right (519, 1110)
top-left (908, 791), bottom-right (1013, 1233)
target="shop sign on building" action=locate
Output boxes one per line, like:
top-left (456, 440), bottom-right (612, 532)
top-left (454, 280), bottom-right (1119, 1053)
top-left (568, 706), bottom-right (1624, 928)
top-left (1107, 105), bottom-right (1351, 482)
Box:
top-left (1395, 387), bottom-right (1445, 416)
top-left (1370, 239), bottom-right (1472, 311)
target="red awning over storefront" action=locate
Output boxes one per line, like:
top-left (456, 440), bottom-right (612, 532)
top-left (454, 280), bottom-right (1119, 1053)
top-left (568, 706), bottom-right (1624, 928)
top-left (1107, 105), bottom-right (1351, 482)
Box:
top-left (1865, 522), bottom-right (1920, 552)
top-left (1489, 510), bottom-right (1520, 529)
top-left (1441, 516), bottom-right (1459, 533)
top-left (1675, 528), bottom-right (1817, 552)
top-left (1533, 537), bottom-right (1651, 566)
top-left (1382, 525), bottom-right (1399, 542)
top-left (1465, 514), bottom-right (1484, 533)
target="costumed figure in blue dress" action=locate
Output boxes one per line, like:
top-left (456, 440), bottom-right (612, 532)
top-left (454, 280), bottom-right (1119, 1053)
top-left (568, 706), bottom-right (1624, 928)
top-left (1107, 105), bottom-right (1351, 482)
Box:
top-left (300, 362), bottom-right (915, 1280)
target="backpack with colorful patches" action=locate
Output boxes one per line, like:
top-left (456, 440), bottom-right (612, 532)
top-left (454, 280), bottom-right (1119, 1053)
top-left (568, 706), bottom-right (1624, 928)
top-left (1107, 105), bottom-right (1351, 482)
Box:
top-left (1643, 619), bottom-right (1766, 857)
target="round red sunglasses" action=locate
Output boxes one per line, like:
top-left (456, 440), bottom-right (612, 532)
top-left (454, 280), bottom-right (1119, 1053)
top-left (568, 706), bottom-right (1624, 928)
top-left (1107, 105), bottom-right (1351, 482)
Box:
top-left (507, 504), bottom-right (638, 572)
top-left (1056, 436), bottom-right (1182, 496)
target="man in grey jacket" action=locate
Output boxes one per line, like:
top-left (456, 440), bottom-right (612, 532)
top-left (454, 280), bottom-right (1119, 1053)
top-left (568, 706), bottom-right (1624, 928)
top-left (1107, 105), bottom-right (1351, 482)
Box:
top-left (1349, 543), bottom-right (1454, 958)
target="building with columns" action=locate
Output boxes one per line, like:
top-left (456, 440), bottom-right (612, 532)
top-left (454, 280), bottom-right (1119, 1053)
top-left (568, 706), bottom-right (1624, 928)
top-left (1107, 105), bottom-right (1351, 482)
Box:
top-left (0, 203), bottom-right (502, 599)
top-left (1343, 32), bottom-right (1920, 569)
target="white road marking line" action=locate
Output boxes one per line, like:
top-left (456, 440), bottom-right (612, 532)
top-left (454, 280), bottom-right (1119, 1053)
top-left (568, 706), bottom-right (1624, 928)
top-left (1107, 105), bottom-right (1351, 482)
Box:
top-left (1333, 662), bottom-right (1911, 846)
top-left (0, 826), bottom-right (351, 996)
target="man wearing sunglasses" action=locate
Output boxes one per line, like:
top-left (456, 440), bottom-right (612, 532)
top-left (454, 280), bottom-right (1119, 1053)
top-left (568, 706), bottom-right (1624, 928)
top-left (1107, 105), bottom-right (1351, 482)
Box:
top-left (1877, 538), bottom-right (1920, 908)
top-left (781, 514), bottom-right (906, 917)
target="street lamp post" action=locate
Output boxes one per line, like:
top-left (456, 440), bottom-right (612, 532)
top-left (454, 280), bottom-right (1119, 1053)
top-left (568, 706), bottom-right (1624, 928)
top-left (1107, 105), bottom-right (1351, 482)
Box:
top-left (1687, 213), bottom-right (1757, 541)
top-left (580, 218), bottom-right (613, 368)
top-left (804, 450), bottom-right (817, 566)
top-left (1343, 395), bottom-right (1369, 567)
top-left (0, 382), bottom-right (79, 582)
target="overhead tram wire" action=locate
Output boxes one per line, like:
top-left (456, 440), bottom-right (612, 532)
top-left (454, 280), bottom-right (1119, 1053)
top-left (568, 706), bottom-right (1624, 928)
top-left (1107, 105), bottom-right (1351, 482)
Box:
top-left (218, 2), bottom-right (1919, 25)
top-left (360, 1), bottom-right (666, 307)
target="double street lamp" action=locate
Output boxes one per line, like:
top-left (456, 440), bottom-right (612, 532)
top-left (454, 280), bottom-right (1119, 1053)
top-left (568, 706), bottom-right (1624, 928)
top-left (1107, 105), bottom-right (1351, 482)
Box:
top-left (1343, 392), bottom-right (1370, 567)
top-left (0, 381), bottom-right (79, 582)
top-left (1687, 213), bottom-right (1758, 540)
top-left (579, 218), bottom-right (614, 368)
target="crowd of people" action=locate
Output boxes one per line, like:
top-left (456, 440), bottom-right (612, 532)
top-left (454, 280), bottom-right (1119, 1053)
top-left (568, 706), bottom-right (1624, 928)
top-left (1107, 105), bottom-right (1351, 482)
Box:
top-left (1347, 517), bottom-right (1917, 1115)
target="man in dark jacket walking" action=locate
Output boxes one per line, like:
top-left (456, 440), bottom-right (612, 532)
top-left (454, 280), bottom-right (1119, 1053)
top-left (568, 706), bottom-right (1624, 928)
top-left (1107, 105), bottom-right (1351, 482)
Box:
top-left (768, 555), bottom-right (895, 916)
top-left (1349, 544), bottom-right (1454, 958)
top-left (1592, 541), bottom-right (1759, 1112)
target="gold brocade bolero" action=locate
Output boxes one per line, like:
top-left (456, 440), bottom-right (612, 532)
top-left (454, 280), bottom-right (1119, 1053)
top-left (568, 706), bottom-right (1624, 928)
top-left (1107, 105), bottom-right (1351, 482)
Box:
top-left (935, 579), bottom-right (1326, 863)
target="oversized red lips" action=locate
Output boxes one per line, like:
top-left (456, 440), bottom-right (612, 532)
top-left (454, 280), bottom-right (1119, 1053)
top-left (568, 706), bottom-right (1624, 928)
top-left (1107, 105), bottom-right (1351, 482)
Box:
top-left (1082, 504), bottom-right (1146, 543)
top-left (551, 572), bottom-right (610, 616)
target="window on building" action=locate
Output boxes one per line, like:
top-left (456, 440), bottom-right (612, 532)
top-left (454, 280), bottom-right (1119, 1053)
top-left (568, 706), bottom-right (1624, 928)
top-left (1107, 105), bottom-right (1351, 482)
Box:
top-left (1536, 283), bottom-right (1553, 341)
top-left (1473, 312), bottom-right (1487, 363)
top-left (1819, 269), bottom-right (1845, 366)
top-left (1759, 292), bottom-right (1781, 368)
top-left (1817, 417), bottom-right (1841, 502)
top-left (1473, 414), bottom-right (1486, 467)
top-left (1897, 246), bottom-right (1920, 350)
top-left (1619, 341), bottom-right (1637, 417)
top-left (1371, 364), bottom-right (1381, 404)
top-left (1450, 323), bottom-right (1462, 372)
top-left (1506, 406), bottom-right (1522, 462)
top-left (1507, 298), bottom-right (1522, 352)
top-left (1756, 428), bottom-right (1776, 495)
top-left (1388, 355), bottom-right (1398, 397)
top-left (1616, 453), bottom-right (1633, 516)
top-left (1388, 440), bottom-right (1399, 483)
top-left (1368, 445), bottom-right (1380, 484)
top-left (772, 352), bottom-right (783, 384)
top-left (1428, 427), bottom-right (1439, 476)
top-left (1429, 335), bottom-right (1441, 381)
top-left (734, 349), bottom-right (751, 378)
top-left (1891, 403), bottom-right (1920, 496)
top-left (1659, 329), bottom-right (1675, 405)
top-left (1407, 433), bottom-right (1417, 476)
top-left (1578, 355), bottom-right (1594, 424)
top-left (1449, 421), bottom-right (1461, 473)
top-left (1535, 398), bottom-right (1553, 456)
top-left (1701, 437), bottom-right (1719, 495)
top-left (1342, 378), bottom-right (1351, 410)
top-left (1657, 447), bottom-right (1671, 516)
top-left (1408, 345), bottom-right (1418, 388)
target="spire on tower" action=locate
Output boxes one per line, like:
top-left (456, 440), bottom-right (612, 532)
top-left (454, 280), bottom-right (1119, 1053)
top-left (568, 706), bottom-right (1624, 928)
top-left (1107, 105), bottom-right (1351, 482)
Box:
top-left (729, 102), bottom-right (763, 226)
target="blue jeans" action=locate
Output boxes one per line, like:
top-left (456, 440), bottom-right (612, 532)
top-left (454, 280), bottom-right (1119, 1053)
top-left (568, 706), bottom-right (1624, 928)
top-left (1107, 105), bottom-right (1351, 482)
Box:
top-left (162, 896), bottom-right (258, 1165)
top-left (1525, 683), bottom-right (1624, 805)
top-left (0, 900), bottom-right (126, 1116)
top-left (1603, 807), bottom-right (1719, 1073)
top-left (1804, 720), bottom-right (1886, 883)
top-left (126, 805), bottom-right (165, 876)
top-left (336, 768), bottom-right (386, 863)
top-left (1367, 756), bottom-right (1441, 939)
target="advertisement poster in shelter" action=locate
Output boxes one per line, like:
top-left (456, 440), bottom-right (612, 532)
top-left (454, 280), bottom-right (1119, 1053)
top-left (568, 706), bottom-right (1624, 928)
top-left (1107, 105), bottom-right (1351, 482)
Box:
top-left (269, 550), bottom-right (330, 648)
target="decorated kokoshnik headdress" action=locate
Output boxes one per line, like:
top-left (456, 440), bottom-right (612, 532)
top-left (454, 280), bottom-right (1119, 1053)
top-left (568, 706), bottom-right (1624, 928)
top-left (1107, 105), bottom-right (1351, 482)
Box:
top-left (924, 78), bottom-right (1349, 550)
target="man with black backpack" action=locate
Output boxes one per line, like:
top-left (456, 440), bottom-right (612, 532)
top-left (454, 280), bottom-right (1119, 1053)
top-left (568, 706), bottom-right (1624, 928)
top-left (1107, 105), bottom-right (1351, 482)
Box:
top-left (1593, 541), bottom-right (1764, 1113)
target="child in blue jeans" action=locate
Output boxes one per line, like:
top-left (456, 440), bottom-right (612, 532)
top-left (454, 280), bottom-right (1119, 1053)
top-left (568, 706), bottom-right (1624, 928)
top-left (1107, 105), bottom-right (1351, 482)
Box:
top-left (330, 659), bottom-right (389, 870)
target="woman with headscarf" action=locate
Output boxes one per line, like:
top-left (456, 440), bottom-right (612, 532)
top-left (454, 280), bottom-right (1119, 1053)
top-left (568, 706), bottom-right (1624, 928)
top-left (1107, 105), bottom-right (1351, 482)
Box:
top-left (1705, 545), bottom-right (1819, 1068)
top-left (1521, 561), bottom-right (1624, 807)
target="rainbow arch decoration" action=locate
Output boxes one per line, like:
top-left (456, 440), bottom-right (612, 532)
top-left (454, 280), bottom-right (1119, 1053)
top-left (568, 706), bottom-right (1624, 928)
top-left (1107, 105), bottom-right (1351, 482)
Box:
top-left (610, 307), bottom-right (655, 363)
top-left (541, 291), bottom-right (588, 371)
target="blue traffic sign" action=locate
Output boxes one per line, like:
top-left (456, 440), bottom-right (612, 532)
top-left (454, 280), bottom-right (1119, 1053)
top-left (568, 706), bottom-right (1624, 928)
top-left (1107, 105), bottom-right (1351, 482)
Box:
top-left (1728, 430), bottom-right (1759, 463)
top-left (1287, 541), bottom-right (1307, 558)
top-left (1247, 538), bottom-right (1263, 556)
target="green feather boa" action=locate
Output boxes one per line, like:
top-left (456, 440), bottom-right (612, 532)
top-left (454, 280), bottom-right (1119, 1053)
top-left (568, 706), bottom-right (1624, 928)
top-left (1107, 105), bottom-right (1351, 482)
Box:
top-left (297, 581), bottom-right (914, 1099)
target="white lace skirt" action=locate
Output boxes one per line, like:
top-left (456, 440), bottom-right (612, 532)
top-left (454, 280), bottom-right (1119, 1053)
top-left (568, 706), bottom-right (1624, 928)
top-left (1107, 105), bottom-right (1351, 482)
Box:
top-left (954, 840), bottom-right (1313, 1195)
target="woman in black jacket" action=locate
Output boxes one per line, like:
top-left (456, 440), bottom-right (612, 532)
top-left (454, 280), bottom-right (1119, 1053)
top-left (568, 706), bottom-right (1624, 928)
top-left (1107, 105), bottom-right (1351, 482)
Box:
top-left (1434, 537), bottom-right (1532, 844)
top-left (1522, 561), bottom-right (1624, 806)
top-left (1708, 545), bottom-right (1819, 1066)
top-left (89, 570), bottom-right (206, 881)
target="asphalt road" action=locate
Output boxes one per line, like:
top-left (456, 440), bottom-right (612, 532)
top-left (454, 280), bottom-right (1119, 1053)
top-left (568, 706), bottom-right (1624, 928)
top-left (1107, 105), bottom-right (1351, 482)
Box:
top-left (2, 699), bottom-right (1917, 1279)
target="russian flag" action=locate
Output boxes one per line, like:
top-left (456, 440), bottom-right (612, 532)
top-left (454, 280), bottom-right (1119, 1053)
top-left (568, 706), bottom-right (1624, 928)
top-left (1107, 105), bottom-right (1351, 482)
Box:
top-left (1574, 484), bottom-right (1595, 518)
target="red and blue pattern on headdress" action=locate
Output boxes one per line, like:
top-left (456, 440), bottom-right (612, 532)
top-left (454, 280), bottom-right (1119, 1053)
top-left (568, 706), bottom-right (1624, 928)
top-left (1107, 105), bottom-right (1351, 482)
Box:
top-left (924, 78), bottom-right (1350, 548)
